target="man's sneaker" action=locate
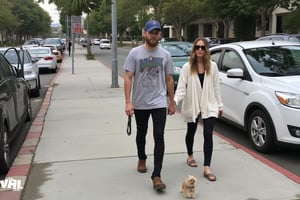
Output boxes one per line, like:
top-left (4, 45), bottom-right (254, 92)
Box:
top-left (152, 177), bottom-right (166, 191)
top-left (137, 160), bottom-right (147, 173)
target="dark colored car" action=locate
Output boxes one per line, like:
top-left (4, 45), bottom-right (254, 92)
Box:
top-left (0, 52), bottom-right (32, 174)
top-left (159, 42), bottom-right (190, 90)
top-left (43, 38), bottom-right (64, 54)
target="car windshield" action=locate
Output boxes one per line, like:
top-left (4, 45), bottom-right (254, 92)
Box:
top-left (24, 40), bottom-right (40, 45)
top-left (44, 38), bottom-right (61, 44)
top-left (245, 45), bottom-right (300, 76)
top-left (161, 44), bottom-right (190, 57)
top-left (1, 49), bottom-right (30, 64)
top-left (28, 48), bottom-right (50, 54)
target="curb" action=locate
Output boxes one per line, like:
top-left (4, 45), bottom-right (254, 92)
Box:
top-left (0, 58), bottom-right (64, 200)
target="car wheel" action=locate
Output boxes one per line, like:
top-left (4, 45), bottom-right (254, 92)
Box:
top-left (248, 110), bottom-right (276, 153)
top-left (31, 79), bottom-right (40, 97)
top-left (38, 74), bottom-right (41, 89)
top-left (26, 93), bottom-right (32, 121)
top-left (0, 125), bottom-right (10, 174)
top-left (52, 64), bottom-right (58, 73)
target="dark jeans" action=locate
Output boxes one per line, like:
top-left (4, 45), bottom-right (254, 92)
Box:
top-left (134, 108), bottom-right (167, 179)
top-left (186, 116), bottom-right (216, 166)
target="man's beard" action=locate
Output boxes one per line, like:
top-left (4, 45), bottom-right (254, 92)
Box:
top-left (145, 37), bottom-right (159, 48)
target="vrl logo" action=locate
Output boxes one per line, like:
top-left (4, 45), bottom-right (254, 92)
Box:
top-left (0, 177), bottom-right (23, 191)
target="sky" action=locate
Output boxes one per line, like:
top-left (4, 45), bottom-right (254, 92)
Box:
top-left (38, 0), bottom-right (60, 26)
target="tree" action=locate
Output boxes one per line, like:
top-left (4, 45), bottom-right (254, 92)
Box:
top-left (162, 0), bottom-right (201, 40)
top-left (0, 0), bottom-right (20, 43)
top-left (89, 1), bottom-right (111, 37)
top-left (282, 9), bottom-right (300, 33)
top-left (42, 0), bottom-right (105, 56)
top-left (10, 0), bottom-right (51, 41)
top-left (241, 0), bottom-right (300, 36)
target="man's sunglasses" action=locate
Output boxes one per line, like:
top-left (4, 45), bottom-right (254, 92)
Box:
top-left (195, 45), bottom-right (206, 51)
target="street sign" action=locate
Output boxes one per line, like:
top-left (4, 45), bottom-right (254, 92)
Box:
top-left (71, 16), bottom-right (82, 33)
top-left (73, 23), bottom-right (82, 33)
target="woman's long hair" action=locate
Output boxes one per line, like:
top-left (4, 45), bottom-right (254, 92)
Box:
top-left (189, 37), bottom-right (211, 75)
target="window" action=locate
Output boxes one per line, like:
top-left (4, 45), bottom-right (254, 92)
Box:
top-left (221, 50), bottom-right (244, 72)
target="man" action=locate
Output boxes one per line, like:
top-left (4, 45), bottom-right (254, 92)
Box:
top-left (123, 20), bottom-right (176, 191)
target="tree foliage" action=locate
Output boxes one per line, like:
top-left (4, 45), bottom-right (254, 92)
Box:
top-left (0, 0), bottom-right (51, 45)
top-left (45, 0), bottom-right (106, 55)
top-left (162, 0), bottom-right (201, 40)
top-left (282, 9), bottom-right (300, 33)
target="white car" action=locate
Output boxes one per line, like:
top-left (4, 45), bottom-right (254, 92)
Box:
top-left (0, 47), bottom-right (41, 97)
top-left (93, 38), bottom-right (101, 45)
top-left (99, 39), bottom-right (111, 49)
top-left (210, 40), bottom-right (300, 153)
top-left (28, 47), bottom-right (58, 73)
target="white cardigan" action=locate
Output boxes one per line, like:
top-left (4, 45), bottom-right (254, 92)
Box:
top-left (174, 61), bottom-right (223, 122)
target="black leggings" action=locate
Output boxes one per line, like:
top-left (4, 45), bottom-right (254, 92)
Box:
top-left (186, 116), bottom-right (216, 166)
top-left (134, 108), bottom-right (167, 178)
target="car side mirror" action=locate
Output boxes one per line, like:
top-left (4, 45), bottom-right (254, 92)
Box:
top-left (227, 68), bottom-right (244, 78)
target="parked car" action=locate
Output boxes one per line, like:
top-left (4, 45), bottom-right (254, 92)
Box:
top-left (81, 38), bottom-right (92, 47)
top-left (43, 38), bottom-right (64, 54)
top-left (43, 45), bottom-right (63, 63)
top-left (92, 38), bottom-right (101, 45)
top-left (160, 42), bottom-right (190, 89)
top-left (160, 41), bottom-right (193, 55)
top-left (204, 37), bottom-right (220, 47)
top-left (0, 52), bottom-right (32, 174)
top-left (210, 40), bottom-right (300, 153)
top-left (27, 47), bottom-right (58, 73)
top-left (0, 47), bottom-right (41, 97)
top-left (256, 33), bottom-right (300, 43)
top-left (22, 38), bottom-right (43, 49)
top-left (99, 39), bottom-right (111, 49)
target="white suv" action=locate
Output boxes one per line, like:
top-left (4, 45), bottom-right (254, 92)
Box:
top-left (99, 39), bottom-right (111, 49)
top-left (210, 40), bottom-right (300, 153)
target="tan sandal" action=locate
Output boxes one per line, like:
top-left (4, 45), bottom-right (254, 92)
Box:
top-left (187, 159), bottom-right (198, 167)
top-left (203, 172), bottom-right (217, 181)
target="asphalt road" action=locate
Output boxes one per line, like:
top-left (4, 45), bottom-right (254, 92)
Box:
top-left (91, 44), bottom-right (300, 178)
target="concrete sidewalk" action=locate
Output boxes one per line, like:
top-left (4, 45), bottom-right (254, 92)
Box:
top-left (1, 44), bottom-right (300, 200)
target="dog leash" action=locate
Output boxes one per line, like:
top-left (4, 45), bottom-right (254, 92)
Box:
top-left (127, 116), bottom-right (131, 136)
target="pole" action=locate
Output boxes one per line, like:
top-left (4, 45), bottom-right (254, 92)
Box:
top-left (111, 0), bottom-right (119, 88)
top-left (71, 15), bottom-right (74, 74)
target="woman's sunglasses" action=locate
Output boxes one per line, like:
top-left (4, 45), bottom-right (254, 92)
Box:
top-left (195, 45), bottom-right (206, 51)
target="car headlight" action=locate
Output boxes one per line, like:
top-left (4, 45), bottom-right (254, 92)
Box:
top-left (174, 66), bottom-right (182, 73)
top-left (276, 91), bottom-right (300, 108)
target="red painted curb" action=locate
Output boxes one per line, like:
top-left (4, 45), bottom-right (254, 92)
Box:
top-left (214, 131), bottom-right (300, 184)
top-left (0, 55), bottom-right (65, 200)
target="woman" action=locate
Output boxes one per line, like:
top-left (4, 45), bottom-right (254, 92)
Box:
top-left (174, 37), bottom-right (223, 181)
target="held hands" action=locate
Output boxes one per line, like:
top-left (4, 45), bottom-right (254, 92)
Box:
top-left (218, 109), bottom-right (223, 117)
top-left (168, 101), bottom-right (176, 115)
top-left (125, 102), bottom-right (134, 117)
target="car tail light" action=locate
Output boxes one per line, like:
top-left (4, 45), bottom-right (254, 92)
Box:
top-left (44, 56), bottom-right (53, 60)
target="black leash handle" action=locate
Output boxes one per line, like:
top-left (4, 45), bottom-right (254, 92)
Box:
top-left (127, 116), bottom-right (131, 136)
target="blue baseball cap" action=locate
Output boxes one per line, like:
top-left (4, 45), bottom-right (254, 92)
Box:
top-left (144, 20), bottom-right (161, 32)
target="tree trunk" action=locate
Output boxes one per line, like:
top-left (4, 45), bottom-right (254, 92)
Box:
top-left (223, 19), bottom-right (231, 39)
top-left (260, 12), bottom-right (266, 36)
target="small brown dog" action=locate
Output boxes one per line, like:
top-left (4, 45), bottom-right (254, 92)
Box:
top-left (180, 175), bottom-right (197, 199)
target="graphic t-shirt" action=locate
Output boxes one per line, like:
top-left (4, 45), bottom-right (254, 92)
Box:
top-left (123, 45), bottom-right (174, 109)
